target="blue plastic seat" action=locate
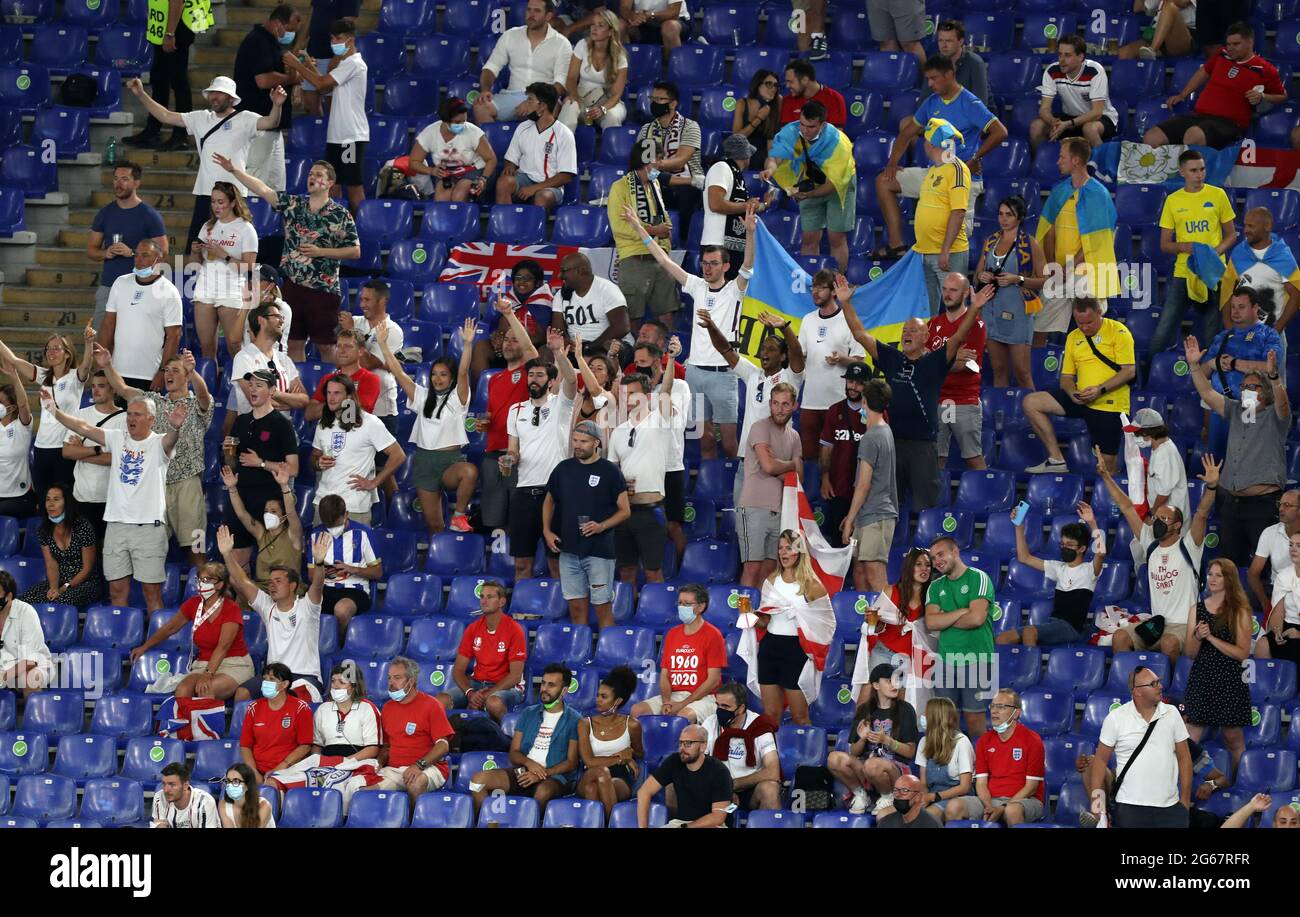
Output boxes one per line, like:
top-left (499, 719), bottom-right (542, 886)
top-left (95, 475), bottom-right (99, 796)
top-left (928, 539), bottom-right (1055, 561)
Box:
top-left (346, 789), bottom-right (409, 828)
top-left (13, 774), bottom-right (77, 822)
top-left (745, 809), bottom-right (806, 828)
top-left (1236, 748), bottom-right (1297, 793)
top-left (79, 778), bottom-right (143, 825)
top-left (371, 530), bottom-right (418, 574)
top-left (93, 27), bottom-right (152, 75)
top-left (1019, 13), bottom-right (1076, 52)
top-left (542, 797), bottom-right (606, 828)
top-left (0, 691), bottom-right (11, 730)
top-left (608, 798), bottom-right (666, 827)
top-left (593, 626), bottom-right (656, 669)
top-left (699, 2), bottom-right (760, 45)
top-left (851, 130), bottom-right (894, 175)
top-left (32, 106), bottom-right (90, 158)
top-left (634, 582), bottom-right (680, 628)
top-left (682, 497), bottom-right (717, 541)
top-left (119, 737), bottom-right (184, 783)
top-left (453, 751), bottom-right (511, 792)
top-left (88, 691), bottom-right (153, 740)
top-left (1244, 703), bottom-right (1282, 748)
top-left (0, 144), bottom-right (57, 196)
top-left (597, 124), bottom-right (638, 165)
top-left (1107, 59), bottom-right (1163, 104)
top-left (409, 33), bottom-right (470, 78)
top-left (1001, 557), bottom-right (1051, 601)
top-left (1251, 659), bottom-right (1297, 704)
top-left (953, 470), bottom-right (1016, 518)
top-left (677, 540), bottom-right (739, 584)
top-left (552, 205), bottom-right (612, 247)
top-left (533, 622), bottom-right (593, 669)
top-left (386, 240), bottom-right (446, 283)
top-left (692, 459), bottom-right (739, 507)
top-left (996, 644), bottom-right (1042, 692)
top-left (809, 679), bottom-right (854, 730)
top-left (481, 121), bottom-right (518, 162)
top-left (382, 77), bottom-right (438, 120)
top-left (245, 194), bottom-right (284, 239)
top-left (281, 787), bottom-right (345, 828)
top-left (1244, 188), bottom-right (1299, 231)
top-left (443, 0), bottom-right (493, 33)
top-left (419, 202), bottom-right (480, 245)
top-left (1019, 687), bottom-right (1073, 736)
top-left (29, 25), bottom-right (88, 73)
top-left (982, 510), bottom-right (1042, 556)
top-left (0, 730), bottom-right (47, 776)
top-left (378, 0), bottom-right (435, 37)
top-left (444, 575), bottom-right (493, 617)
top-left (0, 815), bottom-right (36, 827)
top-left (425, 532), bottom-right (486, 577)
top-left (587, 165), bottom-right (628, 201)
top-left (1041, 646), bottom-right (1106, 700)
top-left (0, 185), bottom-right (25, 237)
top-left (777, 724), bottom-right (828, 776)
top-left (411, 791), bottom-right (475, 827)
top-left (666, 45), bottom-right (724, 87)
top-left (382, 573), bottom-right (443, 615)
top-left (405, 618), bottom-right (465, 661)
top-left (554, 664), bottom-right (600, 712)
top-left (1115, 184), bottom-right (1168, 226)
top-left (355, 199), bottom-right (415, 246)
top-left (860, 52), bottom-right (919, 92)
top-left (53, 734), bottom-right (116, 783)
top-left (1042, 733), bottom-right (1095, 792)
top-left (487, 205), bottom-right (547, 245)
top-left (344, 616), bottom-right (405, 658)
top-left (287, 116), bottom-right (327, 156)
top-left (416, 282), bottom-right (479, 324)
top-left (355, 31), bottom-right (406, 80)
top-left (477, 794), bottom-right (539, 828)
top-left (1024, 474), bottom-right (1084, 519)
top-left (638, 715), bottom-right (688, 767)
top-left (511, 577), bottom-right (565, 620)
top-left (1105, 651), bottom-right (1171, 693)
top-left (1054, 776), bottom-right (1090, 825)
top-left (192, 740), bottom-right (241, 783)
top-left (913, 509), bottom-right (974, 550)
top-left (81, 605), bottom-right (144, 650)
top-left (23, 691), bottom-right (84, 738)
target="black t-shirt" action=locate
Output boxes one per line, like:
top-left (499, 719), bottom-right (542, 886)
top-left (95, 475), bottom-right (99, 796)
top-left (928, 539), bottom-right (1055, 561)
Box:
top-left (851, 699), bottom-right (920, 763)
top-left (308, 0), bottom-right (360, 58)
top-left (877, 808), bottom-right (942, 829)
top-left (234, 23), bottom-right (293, 132)
top-left (545, 456), bottom-right (626, 560)
top-left (1052, 586), bottom-right (1094, 634)
top-left (652, 755), bottom-right (733, 823)
top-left (873, 344), bottom-right (951, 442)
top-left (232, 410), bottom-right (298, 491)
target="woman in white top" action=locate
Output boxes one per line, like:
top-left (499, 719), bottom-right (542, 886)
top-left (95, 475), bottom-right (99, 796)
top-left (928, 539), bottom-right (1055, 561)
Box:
top-left (190, 180), bottom-right (260, 361)
top-left (916, 696), bottom-right (975, 822)
top-left (0, 379), bottom-right (34, 518)
top-left (380, 317), bottom-right (478, 535)
top-left (311, 373), bottom-right (405, 526)
top-left (218, 763), bottom-right (277, 828)
top-left (0, 569), bottom-right (54, 696)
top-left (559, 9), bottom-right (629, 131)
top-left (408, 97), bottom-right (498, 201)
top-left (1258, 530), bottom-right (1300, 663)
top-left (1119, 0), bottom-right (1195, 60)
top-left (0, 331), bottom-right (90, 502)
top-left (576, 666), bottom-right (645, 816)
top-left (757, 530), bottom-right (831, 726)
top-left (573, 334), bottom-right (620, 444)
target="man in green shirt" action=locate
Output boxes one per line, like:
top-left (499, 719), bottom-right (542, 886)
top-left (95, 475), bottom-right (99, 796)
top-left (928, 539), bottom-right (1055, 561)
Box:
top-left (924, 535), bottom-right (996, 735)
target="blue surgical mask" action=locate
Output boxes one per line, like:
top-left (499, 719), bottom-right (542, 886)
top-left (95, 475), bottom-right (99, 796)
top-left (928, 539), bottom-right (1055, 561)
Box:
top-left (225, 783), bottom-right (245, 801)
top-left (677, 605), bottom-right (696, 624)
top-left (133, 266), bottom-right (156, 280)
top-left (260, 680), bottom-right (278, 699)
top-left (49, 513), bottom-right (65, 524)
top-left (331, 41), bottom-right (348, 56)
top-left (647, 168), bottom-right (661, 182)
top-left (918, 714), bottom-right (927, 732)
top-left (388, 687), bottom-right (407, 702)
top-left (448, 122), bottom-right (467, 135)
top-left (279, 30), bottom-right (295, 45)
top-left (993, 717), bottom-right (1014, 735)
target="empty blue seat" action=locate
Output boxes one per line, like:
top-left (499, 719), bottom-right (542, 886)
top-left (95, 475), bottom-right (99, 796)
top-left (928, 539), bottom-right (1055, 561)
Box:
top-left (1115, 184), bottom-right (1167, 226)
top-left (53, 734), bottom-right (116, 783)
top-left (28, 25), bottom-right (88, 73)
top-left (860, 52), bottom-right (918, 92)
top-left (1236, 748), bottom-right (1297, 793)
top-left (594, 626), bottom-right (656, 669)
top-left (383, 77), bottom-right (438, 120)
top-left (682, 496), bottom-right (717, 540)
top-left (487, 205), bottom-right (546, 245)
top-left (345, 616), bottom-right (405, 658)
top-left (0, 731), bottom-right (47, 776)
top-left (1019, 687), bottom-right (1073, 736)
top-left (809, 679), bottom-right (855, 730)
top-left (382, 573), bottom-right (443, 615)
top-left (23, 691), bottom-right (84, 738)
top-left (699, 3), bottom-right (760, 45)
top-left (533, 622), bottom-right (593, 669)
top-left (1041, 646), bottom-right (1106, 699)
top-left (511, 578), bottom-right (564, 619)
top-left (635, 582), bottom-right (680, 628)
top-left (777, 724), bottom-right (828, 776)
top-left (638, 715), bottom-right (688, 767)
top-left (996, 644), bottom-right (1041, 692)
top-left (1244, 189), bottom-right (1300, 231)
top-left (88, 691), bottom-right (153, 740)
top-left (1054, 777), bottom-right (1090, 825)
top-left (281, 787), bottom-right (345, 828)
top-left (82, 605), bottom-right (144, 650)
top-left (371, 530), bottom-right (418, 573)
top-left (1019, 13), bottom-right (1076, 52)
top-left (954, 470), bottom-right (1017, 517)
top-left (542, 797), bottom-right (606, 828)
top-left (386, 240), bottom-right (446, 283)
top-left (0, 815), bottom-right (36, 828)
top-left (355, 199), bottom-right (415, 246)
top-left (608, 798), bottom-right (666, 827)
top-left (32, 106), bottom-right (90, 158)
top-left (1251, 659), bottom-right (1297, 704)
top-left (692, 459), bottom-right (738, 507)
top-left (420, 202), bottom-right (480, 244)
top-left (1244, 703), bottom-right (1282, 748)
top-left (192, 740), bottom-right (241, 783)
top-left (677, 540), bottom-right (739, 584)
top-left (1105, 651), bottom-right (1170, 693)
top-left (1002, 558), bottom-right (1052, 600)
top-left (406, 618), bottom-right (465, 661)
top-left (982, 510), bottom-right (1042, 556)
top-left (1024, 473), bottom-right (1084, 519)
top-left (666, 45), bottom-right (724, 87)
top-left (745, 809), bottom-right (806, 828)
top-left (913, 509), bottom-right (974, 549)
top-left (79, 778), bottom-right (143, 826)
top-left (245, 194), bottom-right (283, 238)
top-left (0, 144), bottom-right (57, 196)
top-left (355, 32), bottom-right (406, 80)
top-left (410, 33), bottom-right (470, 77)
top-left (0, 185), bottom-right (25, 237)
top-left (416, 282), bottom-right (479, 324)
top-left (552, 205), bottom-right (612, 247)
top-left (346, 789), bottom-right (409, 828)
top-left (13, 774), bottom-right (77, 822)
top-left (1108, 59), bottom-right (1163, 104)
top-left (426, 533), bottom-right (485, 577)
top-left (477, 794), bottom-right (539, 828)
top-left (93, 27), bottom-right (151, 75)
top-left (443, 0), bottom-right (493, 32)
top-left (119, 737), bottom-right (184, 783)
top-left (411, 791), bottom-right (475, 828)
top-left (1042, 733), bottom-right (1095, 790)
top-left (287, 116), bottom-right (327, 156)
top-left (378, 0), bottom-right (435, 36)
top-left (553, 664), bottom-right (600, 712)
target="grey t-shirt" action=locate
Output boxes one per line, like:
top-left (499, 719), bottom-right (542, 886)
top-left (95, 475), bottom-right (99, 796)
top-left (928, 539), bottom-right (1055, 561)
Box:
top-left (855, 422), bottom-right (898, 526)
top-left (1221, 396), bottom-right (1287, 493)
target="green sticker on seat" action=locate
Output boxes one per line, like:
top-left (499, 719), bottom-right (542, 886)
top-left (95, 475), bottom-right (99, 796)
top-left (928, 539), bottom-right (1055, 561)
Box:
top-left (868, 266), bottom-right (882, 280)
top-left (990, 603), bottom-right (1002, 622)
top-left (942, 514), bottom-right (957, 532)
top-left (1205, 533), bottom-right (1219, 548)
top-left (430, 670), bottom-right (445, 686)
top-left (683, 504), bottom-right (696, 523)
top-left (15, 75), bottom-right (29, 91)
top-left (149, 746), bottom-right (165, 763)
top-left (1044, 24), bottom-right (1058, 39)
top-left (473, 581), bottom-right (484, 598)
top-left (467, 90), bottom-right (479, 104)
top-left (1251, 707), bottom-right (1261, 727)
top-left (722, 97), bottom-right (736, 112)
top-left (483, 758), bottom-right (497, 769)
top-left (155, 658), bottom-right (170, 674)
top-left (814, 509), bottom-right (825, 525)
top-left (87, 0), bottom-right (101, 8)
top-left (854, 596), bottom-right (867, 614)
top-left (727, 592), bottom-right (739, 608)
top-left (850, 101), bottom-right (865, 117)
top-left (1109, 701), bottom-right (1122, 711)
top-left (837, 687), bottom-right (852, 703)
top-left (465, 416), bottom-right (477, 432)
top-left (925, 19), bottom-right (935, 35)
top-left (11, 740), bottom-right (27, 757)
top-left (568, 677), bottom-right (579, 694)
top-left (1044, 355), bottom-right (1059, 372)
top-left (1173, 359), bottom-right (1189, 376)
top-left (412, 247), bottom-right (428, 264)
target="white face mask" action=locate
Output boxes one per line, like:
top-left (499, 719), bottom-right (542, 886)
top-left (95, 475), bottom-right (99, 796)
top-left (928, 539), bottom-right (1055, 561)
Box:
top-left (1135, 436), bottom-right (1151, 449)
top-left (263, 512), bottom-right (281, 531)
top-left (197, 582), bottom-right (217, 600)
top-left (330, 687), bottom-right (350, 704)
top-left (1241, 389), bottom-right (1260, 410)
top-left (327, 525), bottom-right (346, 539)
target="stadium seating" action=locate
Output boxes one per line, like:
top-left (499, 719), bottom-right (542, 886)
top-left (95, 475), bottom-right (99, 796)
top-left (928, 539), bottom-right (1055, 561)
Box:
top-left (347, 790), bottom-right (410, 828)
top-left (281, 788), bottom-right (345, 828)
top-left (411, 792), bottom-right (475, 828)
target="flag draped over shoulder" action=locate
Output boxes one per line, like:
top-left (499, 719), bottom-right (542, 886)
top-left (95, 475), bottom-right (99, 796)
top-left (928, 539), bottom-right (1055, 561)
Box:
top-left (768, 121), bottom-right (857, 207)
top-left (1188, 242), bottom-right (1226, 303)
top-left (737, 473), bottom-right (845, 706)
top-left (737, 220), bottom-right (929, 363)
top-left (1220, 234), bottom-right (1300, 307)
top-left (1036, 176), bottom-right (1121, 299)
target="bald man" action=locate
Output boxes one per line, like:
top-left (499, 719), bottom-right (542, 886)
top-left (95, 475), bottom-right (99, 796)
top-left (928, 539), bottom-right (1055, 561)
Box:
top-left (1229, 207), bottom-right (1300, 345)
top-left (927, 272), bottom-right (988, 470)
top-left (637, 723), bottom-right (733, 828)
top-left (877, 773), bottom-right (941, 828)
top-left (99, 237), bottom-right (183, 391)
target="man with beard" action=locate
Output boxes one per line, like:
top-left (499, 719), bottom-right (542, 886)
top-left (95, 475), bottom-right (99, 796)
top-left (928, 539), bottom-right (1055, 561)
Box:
top-left (1224, 208), bottom-right (1300, 348)
top-left (925, 535), bottom-right (997, 737)
top-left (637, 723), bottom-right (733, 828)
top-left (737, 382), bottom-right (801, 589)
top-left (795, 269), bottom-right (863, 460)
top-left (834, 275), bottom-right (992, 511)
top-left (550, 251), bottom-right (631, 347)
top-left (543, 422), bottom-right (631, 628)
top-left (820, 362), bottom-right (868, 550)
top-left (506, 329), bottom-right (578, 581)
top-left (86, 161), bottom-right (168, 334)
top-left (927, 272), bottom-right (988, 470)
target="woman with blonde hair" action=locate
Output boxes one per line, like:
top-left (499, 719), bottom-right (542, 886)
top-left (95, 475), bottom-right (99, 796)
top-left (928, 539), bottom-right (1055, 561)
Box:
top-left (1183, 558), bottom-right (1254, 777)
top-left (0, 331), bottom-right (90, 498)
top-left (190, 179), bottom-right (259, 360)
top-left (747, 529), bottom-right (835, 726)
top-left (559, 8), bottom-right (628, 130)
top-left (916, 696), bottom-right (975, 822)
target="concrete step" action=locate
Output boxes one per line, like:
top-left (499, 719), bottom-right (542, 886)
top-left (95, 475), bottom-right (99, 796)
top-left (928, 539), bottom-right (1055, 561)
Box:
top-left (99, 167), bottom-right (196, 192)
top-left (34, 247), bottom-right (94, 268)
top-left (69, 206), bottom-right (195, 230)
top-left (106, 150), bottom-right (201, 172)
top-left (0, 326), bottom-right (89, 347)
top-left (89, 189), bottom-right (196, 210)
top-left (0, 305), bottom-right (92, 328)
top-left (5, 287), bottom-right (98, 307)
top-left (24, 268), bottom-right (102, 288)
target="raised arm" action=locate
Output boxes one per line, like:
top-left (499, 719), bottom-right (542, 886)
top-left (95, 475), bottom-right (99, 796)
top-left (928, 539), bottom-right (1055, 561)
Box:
top-left (455, 317), bottom-right (475, 405)
top-left (943, 284), bottom-right (995, 361)
top-left (125, 77), bottom-right (186, 128)
top-left (39, 390), bottom-right (103, 445)
top-left (1189, 454), bottom-right (1219, 547)
top-left (833, 275), bottom-right (878, 360)
top-left (375, 321), bottom-right (417, 402)
top-left (1095, 446), bottom-right (1145, 539)
top-left (220, 465), bottom-right (263, 540)
top-left (217, 525), bottom-right (264, 605)
top-left (1266, 350), bottom-right (1290, 422)
top-left (254, 86), bottom-right (287, 132)
top-left (307, 531), bottom-right (331, 605)
top-left (211, 152), bottom-right (277, 207)
top-left (496, 295), bottom-right (540, 362)
top-left (623, 203), bottom-right (688, 285)
top-left (181, 349), bottom-right (212, 412)
top-left (546, 327), bottom-right (578, 400)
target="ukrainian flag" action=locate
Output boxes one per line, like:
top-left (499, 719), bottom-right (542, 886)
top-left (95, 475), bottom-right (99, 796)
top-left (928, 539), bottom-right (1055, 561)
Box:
top-left (1220, 234), bottom-right (1300, 309)
top-left (737, 220), bottom-right (930, 364)
top-left (768, 121), bottom-right (857, 207)
top-left (1036, 176), bottom-right (1120, 300)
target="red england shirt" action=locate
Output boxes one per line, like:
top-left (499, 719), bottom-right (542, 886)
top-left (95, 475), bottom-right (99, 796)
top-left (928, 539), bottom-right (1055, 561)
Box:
top-left (1195, 51), bottom-right (1285, 131)
top-left (381, 691), bottom-right (456, 776)
top-left (974, 723), bottom-right (1045, 803)
top-left (660, 620), bottom-right (727, 693)
top-left (311, 367), bottom-right (382, 414)
top-left (240, 696), bottom-right (314, 773)
top-left (486, 364), bottom-right (530, 452)
top-left (457, 614), bottom-right (528, 688)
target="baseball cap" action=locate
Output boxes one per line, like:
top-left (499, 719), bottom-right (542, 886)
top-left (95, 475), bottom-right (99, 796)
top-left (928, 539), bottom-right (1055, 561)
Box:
top-left (869, 663), bottom-right (900, 684)
top-left (1124, 407), bottom-right (1164, 432)
top-left (842, 361), bottom-right (872, 382)
top-left (573, 420), bottom-right (603, 443)
top-left (243, 368), bottom-right (279, 385)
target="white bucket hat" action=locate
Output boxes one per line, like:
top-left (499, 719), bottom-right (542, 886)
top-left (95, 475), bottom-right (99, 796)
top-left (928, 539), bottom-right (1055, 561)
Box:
top-left (202, 75), bottom-right (241, 106)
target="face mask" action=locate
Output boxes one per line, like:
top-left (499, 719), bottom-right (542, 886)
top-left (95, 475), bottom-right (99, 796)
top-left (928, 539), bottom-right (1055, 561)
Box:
top-left (279, 30), bottom-right (295, 45)
top-left (133, 266), bottom-right (156, 280)
top-left (601, 700), bottom-right (621, 716)
top-left (263, 512), bottom-right (281, 531)
top-left (918, 715), bottom-right (927, 732)
top-left (893, 796), bottom-right (913, 815)
top-left (714, 707), bottom-right (737, 729)
top-left (388, 687), bottom-right (407, 702)
top-left (1152, 519), bottom-right (1170, 540)
top-left (331, 687), bottom-right (350, 704)
top-left (526, 110), bottom-right (541, 123)
top-left (1242, 389), bottom-right (1260, 410)
top-left (649, 101), bottom-right (671, 118)
top-left (677, 605), bottom-right (696, 624)
top-left (993, 717), bottom-right (1014, 735)
top-left (1060, 546), bottom-right (1078, 563)
top-left (448, 122), bottom-right (466, 134)
top-left (328, 525), bottom-right (346, 539)
top-left (48, 512), bottom-right (65, 524)
top-left (543, 698), bottom-right (562, 711)
top-left (197, 582), bottom-right (217, 600)
top-left (647, 168), bottom-right (661, 182)
top-left (225, 783), bottom-right (245, 801)
top-left (331, 41), bottom-right (348, 56)
top-left (260, 680), bottom-right (278, 699)
top-left (1136, 436), bottom-right (1151, 449)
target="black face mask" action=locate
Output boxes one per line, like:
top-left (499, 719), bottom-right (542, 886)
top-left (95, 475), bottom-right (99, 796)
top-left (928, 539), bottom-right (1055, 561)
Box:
top-left (715, 707), bottom-right (737, 729)
top-left (526, 110), bottom-right (542, 123)
top-left (1060, 546), bottom-right (1078, 563)
top-left (650, 101), bottom-right (671, 118)
top-left (1153, 519), bottom-right (1171, 540)
top-left (893, 796), bottom-right (912, 815)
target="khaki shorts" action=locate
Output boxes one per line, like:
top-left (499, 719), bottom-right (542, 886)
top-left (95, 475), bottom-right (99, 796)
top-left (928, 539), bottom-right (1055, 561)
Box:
top-left (190, 654), bottom-right (257, 685)
top-left (951, 794), bottom-right (1044, 823)
top-left (166, 474), bottom-right (208, 550)
top-left (103, 521), bottom-right (168, 583)
top-left (854, 518), bottom-right (896, 562)
top-left (619, 252), bottom-right (681, 320)
top-left (1033, 294), bottom-right (1073, 334)
top-left (937, 402), bottom-right (983, 461)
top-left (1118, 620), bottom-right (1187, 650)
top-left (642, 691), bottom-right (718, 722)
top-left (375, 764), bottom-right (447, 793)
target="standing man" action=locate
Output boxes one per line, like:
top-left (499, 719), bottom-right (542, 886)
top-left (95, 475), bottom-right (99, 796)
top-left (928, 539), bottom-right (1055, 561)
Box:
top-left (478, 306), bottom-right (538, 534)
top-left (636, 723), bottom-right (733, 828)
top-left (609, 139), bottom-right (678, 329)
top-left (216, 155), bottom-right (361, 363)
top-left (151, 762), bottom-right (219, 828)
top-left (282, 19), bottom-right (369, 213)
top-left (866, 0), bottom-right (926, 70)
top-left (376, 657), bottom-right (456, 801)
top-left (227, 302), bottom-right (307, 431)
top-left (736, 382), bottom-right (801, 589)
top-left (1089, 666), bottom-right (1193, 828)
top-left (99, 240), bottom-right (182, 392)
top-left (1249, 490), bottom-right (1300, 617)
top-left (1148, 149), bottom-right (1238, 356)
top-left (1225, 208), bottom-right (1300, 343)
top-left (126, 76), bottom-right (284, 253)
top-left (295, 0), bottom-right (357, 117)
top-left (1197, 286), bottom-right (1284, 458)
top-left (474, 0), bottom-right (572, 124)
top-left (234, 4), bottom-right (301, 268)
top-left (506, 330), bottom-right (578, 581)
top-left (778, 59), bottom-right (847, 127)
top-left (631, 583), bottom-right (724, 724)
top-left (439, 582), bottom-right (528, 724)
top-left (933, 20), bottom-right (989, 107)
top-left (95, 348), bottom-right (213, 571)
top-left (304, 329), bottom-right (380, 420)
top-left (495, 83), bottom-right (577, 213)
top-left (636, 80), bottom-right (704, 242)
top-left (543, 421), bottom-right (631, 629)
top-left (924, 535), bottom-right (997, 737)
top-left (86, 161), bottom-right (167, 334)
top-left (1029, 35), bottom-right (1120, 152)
top-left (41, 391), bottom-right (187, 614)
top-left (701, 134), bottom-right (766, 279)
top-left (61, 370), bottom-right (127, 536)
top-left (928, 272), bottom-right (988, 470)
top-left (819, 362), bottom-right (868, 550)
top-left (341, 280), bottom-right (403, 440)
top-left (126, 0), bottom-right (213, 150)
top-left (840, 378), bottom-right (897, 593)
top-left (629, 340), bottom-right (692, 566)
top-left (795, 271), bottom-right (863, 461)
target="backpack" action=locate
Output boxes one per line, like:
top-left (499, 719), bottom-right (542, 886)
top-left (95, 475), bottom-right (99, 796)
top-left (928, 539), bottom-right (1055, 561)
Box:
top-left (61, 73), bottom-right (98, 107)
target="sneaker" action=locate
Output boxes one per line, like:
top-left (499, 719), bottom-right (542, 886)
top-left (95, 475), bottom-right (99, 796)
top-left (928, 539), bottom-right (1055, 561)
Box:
top-left (848, 788), bottom-right (869, 815)
top-left (809, 34), bottom-right (829, 61)
top-left (1137, 45), bottom-right (1157, 60)
top-left (1079, 810), bottom-right (1100, 828)
top-left (1024, 458), bottom-right (1069, 474)
top-left (872, 793), bottom-right (895, 815)
top-left (449, 514), bottom-right (473, 533)
top-left (122, 130), bottom-right (161, 148)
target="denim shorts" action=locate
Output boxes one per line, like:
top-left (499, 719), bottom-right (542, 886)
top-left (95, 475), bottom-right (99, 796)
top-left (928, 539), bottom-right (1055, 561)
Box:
top-left (444, 677), bottom-right (524, 711)
top-left (686, 364), bottom-right (739, 424)
top-left (1031, 617), bottom-right (1083, 646)
top-left (558, 552), bottom-right (616, 605)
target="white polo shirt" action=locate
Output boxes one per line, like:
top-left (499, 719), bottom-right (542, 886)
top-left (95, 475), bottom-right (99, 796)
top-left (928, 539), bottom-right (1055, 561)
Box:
top-left (1255, 523), bottom-right (1295, 584)
top-left (326, 52), bottom-right (370, 145)
top-left (1099, 700), bottom-right (1189, 808)
top-left (482, 24), bottom-right (573, 93)
top-left (507, 391), bottom-right (575, 488)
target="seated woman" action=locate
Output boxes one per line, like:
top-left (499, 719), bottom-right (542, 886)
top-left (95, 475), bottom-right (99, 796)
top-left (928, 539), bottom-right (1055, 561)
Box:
top-left (576, 666), bottom-right (645, 817)
top-left (221, 462), bottom-right (303, 595)
top-left (827, 663), bottom-right (919, 816)
top-left (19, 485), bottom-right (101, 610)
top-left (0, 378), bottom-right (36, 518)
top-left (558, 9), bottom-right (629, 131)
top-left (406, 96), bottom-right (497, 201)
top-left (266, 660), bottom-right (383, 810)
top-left (218, 762), bottom-right (277, 828)
top-left (0, 569), bottom-right (54, 696)
top-left (239, 662), bottom-right (314, 784)
top-left (313, 494), bottom-right (384, 643)
top-left (130, 562), bottom-right (254, 701)
top-left (916, 696), bottom-right (975, 823)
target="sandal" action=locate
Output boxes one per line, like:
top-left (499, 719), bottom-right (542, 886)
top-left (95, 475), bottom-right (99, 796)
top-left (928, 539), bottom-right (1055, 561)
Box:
top-left (870, 244), bottom-right (908, 260)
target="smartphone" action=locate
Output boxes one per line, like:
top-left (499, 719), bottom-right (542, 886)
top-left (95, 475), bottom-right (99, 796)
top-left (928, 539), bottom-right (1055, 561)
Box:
top-left (1011, 501), bottom-right (1031, 526)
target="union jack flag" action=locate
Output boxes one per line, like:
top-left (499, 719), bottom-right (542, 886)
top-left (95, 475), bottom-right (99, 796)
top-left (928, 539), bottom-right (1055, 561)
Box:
top-left (437, 242), bottom-right (580, 288)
